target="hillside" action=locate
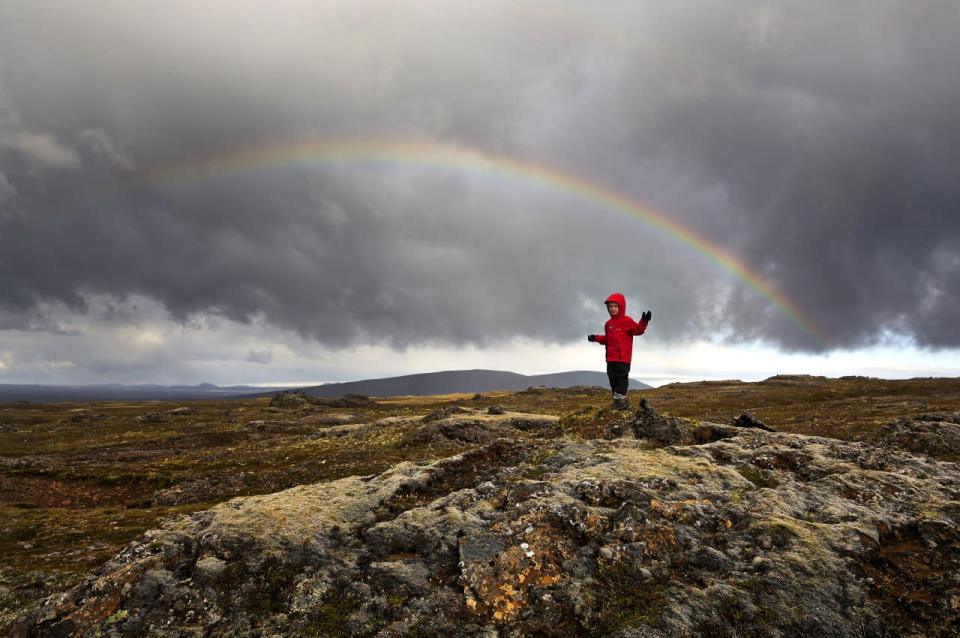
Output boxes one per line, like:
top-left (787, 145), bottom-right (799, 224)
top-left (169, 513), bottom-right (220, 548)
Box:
top-left (3, 375), bottom-right (960, 636)
top-left (262, 369), bottom-right (652, 399)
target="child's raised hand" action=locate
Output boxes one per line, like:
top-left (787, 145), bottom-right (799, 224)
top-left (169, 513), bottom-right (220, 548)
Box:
top-left (641, 310), bottom-right (652, 322)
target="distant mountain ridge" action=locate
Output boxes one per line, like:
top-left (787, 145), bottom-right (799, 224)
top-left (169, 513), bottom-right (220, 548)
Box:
top-left (276, 369), bottom-right (652, 399)
top-left (0, 384), bottom-right (277, 404)
top-left (0, 370), bottom-right (652, 403)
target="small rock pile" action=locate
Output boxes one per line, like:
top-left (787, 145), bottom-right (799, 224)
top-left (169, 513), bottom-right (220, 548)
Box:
top-left (421, 405), bottom-right (471, 423)
top-left (132, 406), bottom-right (194, 424)
top-left (404, 407), bottom-right (560, 448)
top-left (150, 475), bottom-right (249, 507)
top-left (269, 389), bottom-right (316, 408)
top-left (271, 390), bottom-right (376, 409)
top-left (731, 410), bottom-right (776, 432)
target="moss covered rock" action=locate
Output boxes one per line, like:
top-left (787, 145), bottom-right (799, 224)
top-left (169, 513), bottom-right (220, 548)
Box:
top-left (12, 412), bottom-right (960, 637)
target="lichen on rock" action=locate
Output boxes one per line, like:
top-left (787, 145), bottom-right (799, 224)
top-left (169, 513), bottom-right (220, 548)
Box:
top-left (858, 411), bottom-right (960, 462)
top-left (11, 406), bottom-right (960, 637)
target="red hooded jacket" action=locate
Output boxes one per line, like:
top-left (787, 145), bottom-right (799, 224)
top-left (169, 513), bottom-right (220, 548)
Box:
top-left (594, 293), bottom-right (647, 363)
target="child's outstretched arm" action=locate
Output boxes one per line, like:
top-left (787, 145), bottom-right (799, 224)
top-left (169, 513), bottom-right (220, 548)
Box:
top-left (630, 310), bottom-right (652, 336)
top-left (588, 333), bottom-right (607, 344)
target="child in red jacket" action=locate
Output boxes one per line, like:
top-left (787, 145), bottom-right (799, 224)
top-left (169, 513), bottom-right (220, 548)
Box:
top-left (588, 293), bottom-right (651, 409)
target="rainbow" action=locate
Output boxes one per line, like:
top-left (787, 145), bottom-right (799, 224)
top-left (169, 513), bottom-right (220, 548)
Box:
top-left (116, 138), bottom-right (829, 346)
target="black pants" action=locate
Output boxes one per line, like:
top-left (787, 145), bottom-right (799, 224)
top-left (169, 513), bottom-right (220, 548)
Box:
top-left (606, 361), bottom-right (630, 396)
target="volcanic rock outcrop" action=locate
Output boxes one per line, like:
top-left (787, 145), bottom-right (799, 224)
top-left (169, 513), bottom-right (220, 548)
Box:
top-left (857, 412), bottom-right (960, 461)
top-left (12, 405), bottom-right (960, 637)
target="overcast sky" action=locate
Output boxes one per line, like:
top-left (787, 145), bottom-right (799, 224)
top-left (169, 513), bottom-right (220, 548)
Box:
top-left (1, 1), bottom-right (959, 387)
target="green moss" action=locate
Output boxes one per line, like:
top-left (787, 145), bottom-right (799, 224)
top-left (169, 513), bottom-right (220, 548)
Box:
top-left (520, 466), bottom-right (550, 480)
top-left (728, 485), bottom-right (759, 504)
top-left (105, 609), bottom-right (128, 625)
top-left (590, 565), bottom-right (669, 635)
top-left (557, 406), bottom-right (633, 440)
top-left (518, 446), bottom-right (561, 480)
top-left (297, 582), bottom-right (363, 638)
top-left (696, 580), bottom-right (781, 637)
top-left (242, 556), bottom-right (303, 616)
top-left (0, 501), bottom-right (210, 634)
top-left (736, 465), bottom-right (780, 489)
top-left (525, 447), bottom-right (560, 467)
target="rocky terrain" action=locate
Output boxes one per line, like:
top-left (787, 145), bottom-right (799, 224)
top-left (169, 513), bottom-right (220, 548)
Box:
top-left (3, 377), bottom-right (960, 636)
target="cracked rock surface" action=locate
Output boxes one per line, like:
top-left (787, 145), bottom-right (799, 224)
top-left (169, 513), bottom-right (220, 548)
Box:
top-left (12, 405), bottom-right (960, 637)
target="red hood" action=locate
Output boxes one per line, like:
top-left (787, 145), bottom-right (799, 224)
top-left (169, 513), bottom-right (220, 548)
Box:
top-left (605, 293), bottom-right (626, 315)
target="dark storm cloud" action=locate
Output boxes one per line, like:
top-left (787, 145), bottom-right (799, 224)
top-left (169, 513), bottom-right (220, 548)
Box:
top-left (609, 2), bottom-right (960, 350)
top-left (246, 349), bottom-right (273, 365)
top-left (0, 0), bottom-right (958, 354)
